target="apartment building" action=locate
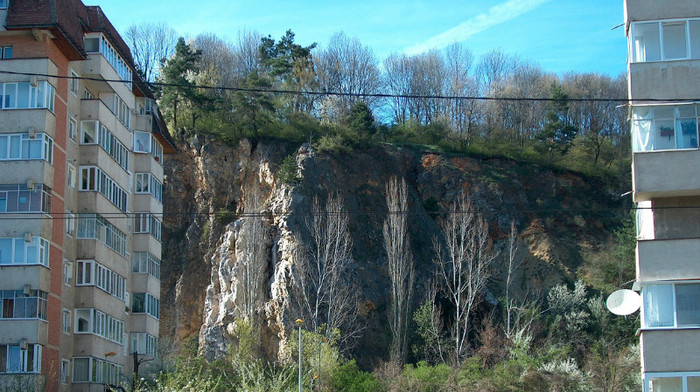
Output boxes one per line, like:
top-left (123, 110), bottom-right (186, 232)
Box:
top-left (625, 1), bottom-right (700, 391)
top-left (0, 1), bottom-right (175, 391)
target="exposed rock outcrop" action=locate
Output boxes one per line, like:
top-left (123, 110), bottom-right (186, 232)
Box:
top-left (161, 137), bottom-right (623, 364)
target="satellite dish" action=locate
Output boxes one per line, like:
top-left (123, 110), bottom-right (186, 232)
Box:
top-left (606, 289), bottom-right (641, 316)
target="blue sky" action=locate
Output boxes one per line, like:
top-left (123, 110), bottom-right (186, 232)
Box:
top-left (90, 0), bottom-right (627, 77)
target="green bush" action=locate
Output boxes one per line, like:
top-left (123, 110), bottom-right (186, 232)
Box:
top-left (330, 360), bottom-right (383, 392)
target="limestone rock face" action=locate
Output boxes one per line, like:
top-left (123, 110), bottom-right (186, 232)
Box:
top-left (161, 137), bottom-right (622, 364)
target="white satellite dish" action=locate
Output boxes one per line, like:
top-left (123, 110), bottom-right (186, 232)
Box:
top-left (606, 289), bottom-right (641, 316)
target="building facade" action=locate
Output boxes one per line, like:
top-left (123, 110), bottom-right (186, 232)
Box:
top-left (0, 1), bottom-right (175, 390)
top-left (625, 1), bottom-right (700, 391)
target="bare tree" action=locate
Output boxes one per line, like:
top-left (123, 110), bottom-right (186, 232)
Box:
top-left (125, 22), bottom-right (177, 83)
top-left (434, 194), bottom-right (495, 365)
top-left (238, 191), bottom-right (268, 321)
top-left (383, 53), bottom-right (413, 124)
top-left (383, 176), bottom-right (415, 363)
top-left (294, 193), bottom-right (360, 350)
top-left (504, 219), bottom-right (522, 339)
top-left (315, 32), bottom-right (382, 120)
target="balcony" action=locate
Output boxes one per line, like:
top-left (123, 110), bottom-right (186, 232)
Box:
top-left (641, 329), bottom-right (700, 373)
top-left (633, 149), bottom-right (700, 201)
top-left (80, 99), bottom-right (131, 144)
top-left (637, 238), bottom-right (700, 280)
top-left (133, 114), bottom-right (152, 132)
top-left (81, 54), bottom-right (133, 100)
top-left (130, 313), bottom-right (159, 337)
top-left (131, 273), bottom-right (160, 296)
top-left (0, 319), bottom-right (48, 345)
top-left (74, 286), bottom-right (127, 317)
top-left (630, 60), bottom-right (700, 101)
top-left (0, 109), bottom-right (56, 139)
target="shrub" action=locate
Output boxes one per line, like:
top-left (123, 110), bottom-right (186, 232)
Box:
top-left (330, 360), bottom-right (383, 392)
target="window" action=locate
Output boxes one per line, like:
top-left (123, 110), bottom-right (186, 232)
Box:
top-left (643, 283), bottom-right (700, 328)
top-left (73, 357), bottom-right (122, 384)
top-left (65, 212), bottom-right (75, 236)
top-left (76, 260), bottom-right (126, 301)
top-left (132, 293), bottom-right (160, 319)
top-left (134, 131), bottom-right (151, 153)
top-left (0, 344), bottom-right (42, 373)
top-left (631, 19), bottom-right (700, 62)
top-left (79, 121), bottom-right (129, 170)
top-left (0, 81), bottom-right (55, 111)
top-left (132, 252), bottom-right (161, 280)
top-left (0, 236), bottom-right (50, 266)
top-left (0, 1), bottom-right (8, 9)
top-left (69, 70), bottom-right (79, 95)
top-left (113, 94), bottom-right (131, 129)
top-left (1, 46), bottom-right (12, 59)
top-left (645, 373), bottom-right (700, 392)
top-left (0, 133), bottom-right (54, 162)
top-left (60, 358), bottom-right (70, 383)
top-left (77, 214), bottom-right (127, 258)
top-left (83, 34), bottom-right (133, 87)
top-left (79, 166), bottom-right (128, 212)
top-left (134, 173), bottom-right (163, 202)
top-left (62, 308), bottom-right (71, 333)
top-left (67, 164), bottom-right (76, 189)
top-left (63, 259), bottom-right (73, 285)
top-left (0, 184), bottom-right (51, 214)
top-left (83, 88), bottom-right (94, 100)
top-left (74, 308), bottom-right (124, 344)
top-left (134, 213), bottom-right (162, 241)
top-left (0, 290), bottom-right (48, 320)
top-left (632, 104), bottom-right (700, 152)
top-left (68, 116), bottom-right (77, 141)
top-left (131, 333), bottom-right (157, 357)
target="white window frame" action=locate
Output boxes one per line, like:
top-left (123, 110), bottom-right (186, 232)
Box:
top-left (0, 344), bottom-right (42, 373)
top-left (69, 70), bottom-right (79, 95)
top-left (63, 259), bottom-right (73, 285)
top-left (67, 163), bottom-right (76, 189)
top-left (60, 358), bottom-right (70, 383)
top-left (68, 115), bottom-right (77, 142)
top-left (630, 18), bottom-right (700, 63)
top-left (642, 282), bottom-right (700, 329)
top-left (644, 371), bottom-right (700, 392)
top-left (62, 308), bottom-right (71, 333)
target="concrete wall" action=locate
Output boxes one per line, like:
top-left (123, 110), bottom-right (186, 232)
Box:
top-left (641, 329), bottom-right (700, 372)
top-left (638, 238), bottom-right (700, 280)
top-left (630, 61), bottom-right (700, 101)
top-left (633, 151), bottom-right (700, 201)
top-left (625, 0), bottom-right (700, 23)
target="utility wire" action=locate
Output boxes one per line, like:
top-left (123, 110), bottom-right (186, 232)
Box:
top-left (0, 205), bottom-right (693, 221)
top-left (0, 69), bottom-right (688, 104)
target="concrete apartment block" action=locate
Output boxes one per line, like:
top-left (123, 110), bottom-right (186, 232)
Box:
top-left (625, 1), bottom-right (700, 391)
top-left (0, 1), bottom-right (175, 391)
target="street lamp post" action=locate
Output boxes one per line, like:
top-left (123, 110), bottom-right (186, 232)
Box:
top-left (295, 319), bottom-right (304, 392)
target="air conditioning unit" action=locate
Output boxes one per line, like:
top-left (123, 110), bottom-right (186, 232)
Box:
top-left (19, 338), bottom-right (27, 351)
top-left (30, 76), bottom-right (38, 87)
top-left (23, 284), bottom-right (32, 297)
top-left (24, 232), bottom-right (33, 242)
top-left (26, 180), bottom-right (35, 191)
top-left (28, 127), bottom-right (37, 139)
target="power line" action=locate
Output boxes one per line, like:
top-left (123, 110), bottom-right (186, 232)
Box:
top-left (4, 205), bottom-right (696, 221)
top-left (0, 69), bottom-right (688, 104)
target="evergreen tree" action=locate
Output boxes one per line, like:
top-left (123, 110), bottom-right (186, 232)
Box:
top-left (159, 37), bottom-right (213, 130)
top-left (537, 83), bottom-right (579, 162)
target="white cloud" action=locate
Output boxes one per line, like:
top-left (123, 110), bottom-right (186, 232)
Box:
top-left (404, 0), bottom-right (552, 55)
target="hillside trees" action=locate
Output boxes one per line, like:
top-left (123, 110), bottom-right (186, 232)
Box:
top-left (383, 177), bottom-right (415, 363)
top-left (294, 194), bottom-right (361, 350)
top-left (126, 22), bottom-right (177, 83)
top-left (159, 37), bottom-right (213, 130)
top-left (315, 32), bottom-right (382, 121)
top-left (432, 195), bottom-right (496, 365)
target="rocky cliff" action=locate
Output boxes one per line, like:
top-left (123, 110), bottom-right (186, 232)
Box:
top-left (160, 136), bottom-right (624, 364)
